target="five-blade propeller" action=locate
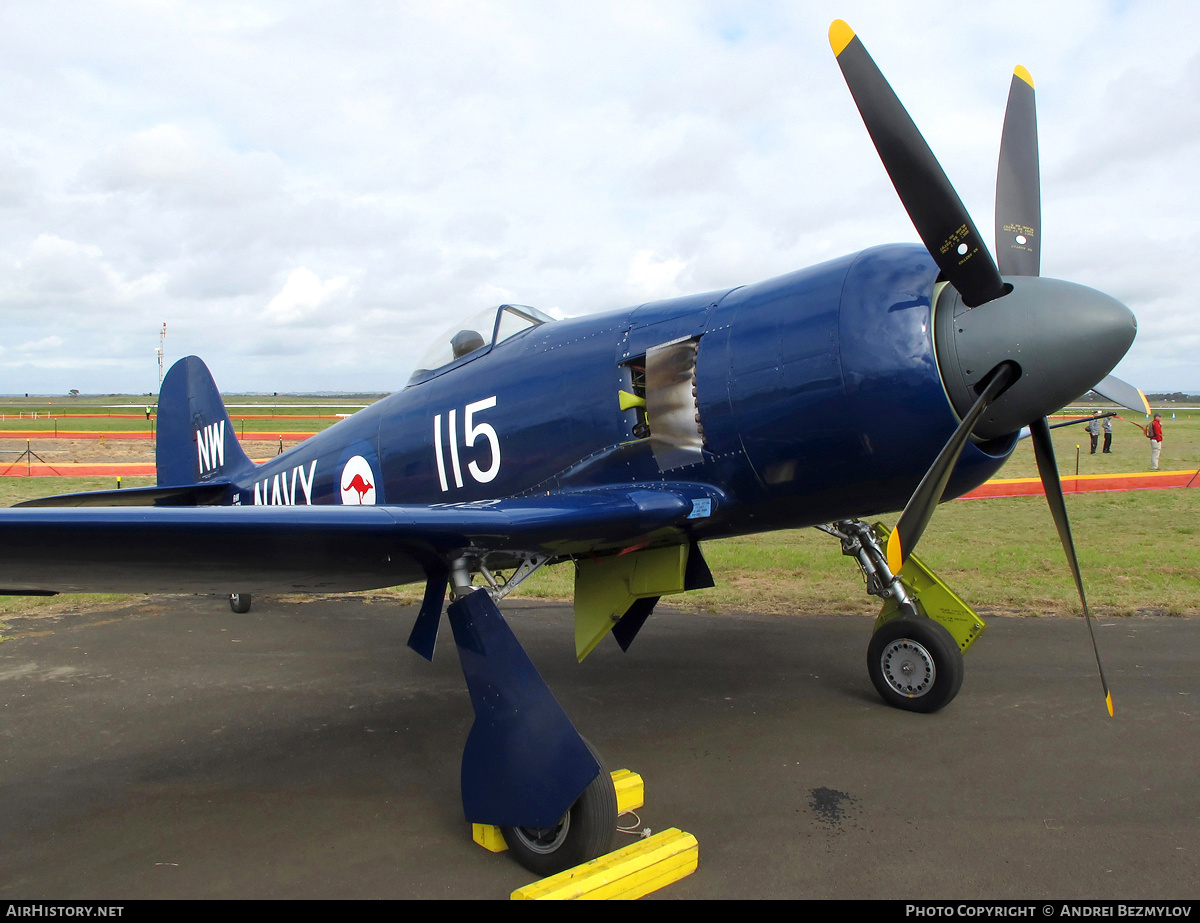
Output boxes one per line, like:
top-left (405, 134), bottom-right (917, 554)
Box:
top-left (830, 19), bottom-right (1129, 715)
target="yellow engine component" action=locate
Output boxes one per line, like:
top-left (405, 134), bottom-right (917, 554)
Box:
top-left (618, 390), bottom-right (646, 410)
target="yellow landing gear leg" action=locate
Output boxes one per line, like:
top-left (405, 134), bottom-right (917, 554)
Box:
top-left (871, 522), bottom-right (986, 652)
top-left (822, 520), bottom-right (984, 714)
top-left (865, 522), bottom-right (984, 713)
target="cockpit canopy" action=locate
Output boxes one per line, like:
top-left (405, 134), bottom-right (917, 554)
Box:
top-left (407, 304), bottom-right (555, 386)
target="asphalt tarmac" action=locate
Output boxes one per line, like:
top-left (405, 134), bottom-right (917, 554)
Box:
top-left (1, 595), bottom-right (1196, 900)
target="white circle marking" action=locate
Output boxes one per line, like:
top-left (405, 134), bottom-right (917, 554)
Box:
top-left (340, 455), bottom-right (377, 505)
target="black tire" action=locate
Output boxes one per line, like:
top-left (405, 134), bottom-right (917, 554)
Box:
top-left (501, 742), bottom-right (617, 876)
top-left (867, 617), bottom-right (964, 714)
top-left (229, 593), bottom-right (252, 614)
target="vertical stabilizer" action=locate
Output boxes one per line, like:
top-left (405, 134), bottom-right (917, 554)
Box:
top-left (157, 356), bottom-right (254, 486)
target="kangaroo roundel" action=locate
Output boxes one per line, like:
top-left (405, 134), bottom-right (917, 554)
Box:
top-left (340, 455), bottom-right (377, 505)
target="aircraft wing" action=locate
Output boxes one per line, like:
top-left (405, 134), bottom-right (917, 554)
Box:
top-left (0, 486), bottom-right (714, 595)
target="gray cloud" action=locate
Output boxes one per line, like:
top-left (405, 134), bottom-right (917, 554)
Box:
top-left (0, 0), bottom-right (1194, 395)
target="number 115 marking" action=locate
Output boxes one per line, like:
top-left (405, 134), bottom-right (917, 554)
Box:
top-left (434, 396), bottom-right (501, 491)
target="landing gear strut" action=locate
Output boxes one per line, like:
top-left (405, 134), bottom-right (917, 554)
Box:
top-left (819, 519), bottom-right (919, 619)
top-left (439, 574), bottom-right (616, 875)
top-left (820, 519), bottom-right (975, 714)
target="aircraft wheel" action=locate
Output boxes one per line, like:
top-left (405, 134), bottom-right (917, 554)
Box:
top-left (229, 593), bottom-right (252, 614)
top-left (501, 743), bottom-right (617, 876)
top-left (868, 617), bottom-right (963, 713)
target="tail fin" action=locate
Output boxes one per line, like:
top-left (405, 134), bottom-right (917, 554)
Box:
top-left (157, 356), bottom-right (255, 486)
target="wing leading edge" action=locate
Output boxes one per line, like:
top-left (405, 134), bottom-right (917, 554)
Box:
top-left (0, 486), bottom-right (717, 595)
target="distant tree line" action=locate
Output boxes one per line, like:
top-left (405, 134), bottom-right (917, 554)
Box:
top-left (1077, 391), bottom-right (1199, 403)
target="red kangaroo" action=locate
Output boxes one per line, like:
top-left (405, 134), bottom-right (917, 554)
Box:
top-left (343, 473), bottom-right (373, 502)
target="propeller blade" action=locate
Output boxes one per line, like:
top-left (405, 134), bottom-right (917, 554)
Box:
top-left (1029, 416), bottom-right (1114, 716)
top-left (829, 20), bottom-right (1007, 307)
top-left (995, 66), bottom-right (1041, 277)
top-left (1090, 373), bottom-right (1152, 416)
top-left (887, 362), bottom-right (1019, 575)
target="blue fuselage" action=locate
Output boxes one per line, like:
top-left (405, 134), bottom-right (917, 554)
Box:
top-left (235, 244), bottom-right (1015, 537)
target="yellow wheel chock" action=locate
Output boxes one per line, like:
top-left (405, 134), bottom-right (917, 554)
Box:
top-left (472, 769), bottom-right (699, 899)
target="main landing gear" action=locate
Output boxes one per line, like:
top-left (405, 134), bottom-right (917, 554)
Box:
top-left (408, 557), bottom-right (618, 876)
top-left (821, 519), bottom-right (977, 714)
top-left (501, 741), bottom-right (618, 876)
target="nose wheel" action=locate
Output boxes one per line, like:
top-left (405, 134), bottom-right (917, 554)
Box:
top-left (868, 618), bottom-right (963, 713)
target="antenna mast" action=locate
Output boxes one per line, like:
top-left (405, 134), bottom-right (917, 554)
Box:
top-left (156, 323), bottom-right (167, 387)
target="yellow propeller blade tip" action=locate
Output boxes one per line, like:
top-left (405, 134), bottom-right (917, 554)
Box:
top-left (1106, 692), bottom-right (1114, 717)
top-left (1013, 65), bottom-right (1035, 89)
top-left (829, 19), bottom-right (856, 56)
top-left (886, 530), bottom-right (903, 576)
top-left (1136, 388), bottom-right (1151, 416)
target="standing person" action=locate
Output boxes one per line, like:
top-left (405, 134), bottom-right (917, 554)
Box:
top-left (1087, 411), bottom-right (1101, 454)
top-left (1148, 413), bottom-right (1163, 470)
top-left (1102, 414), bottom-right (1113, 453)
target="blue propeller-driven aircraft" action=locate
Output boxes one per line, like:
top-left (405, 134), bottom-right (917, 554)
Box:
top-left (1, 21), bottom-right (1148, 874)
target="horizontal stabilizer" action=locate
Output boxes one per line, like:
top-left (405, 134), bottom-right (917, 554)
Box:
top-left (15, 483), bottom-right (231, 508)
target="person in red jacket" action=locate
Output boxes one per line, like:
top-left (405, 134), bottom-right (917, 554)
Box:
top-left (1148, 413), bottom-right (1163, 470)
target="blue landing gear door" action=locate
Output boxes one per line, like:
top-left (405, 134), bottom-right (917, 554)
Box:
top-left (447, 589), bottom-right (600, 828)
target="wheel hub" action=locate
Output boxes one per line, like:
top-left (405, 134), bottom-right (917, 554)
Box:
top-left (511, 812), bottom-right (571, 856)
top-left (879, 637), bottom-right (936, 698)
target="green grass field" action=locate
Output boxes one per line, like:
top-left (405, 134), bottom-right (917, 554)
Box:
top-left (0, 418), bottom-right (342, 435)
top-left (0, 392), bottom-right (373, 435)
top-left (1003, 406), bottom-right (1198, 479)
top-left (3, 398), bottom-right (1197, 621)
top-left (4, 396), bottom-right (1195, 467)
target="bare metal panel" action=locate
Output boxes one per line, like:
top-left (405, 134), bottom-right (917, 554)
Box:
top-left (645, 337), bottom-right (704, 470)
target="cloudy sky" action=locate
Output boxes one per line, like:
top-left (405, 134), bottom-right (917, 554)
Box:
top-left (0, 0), bottom-right (1196, 395)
